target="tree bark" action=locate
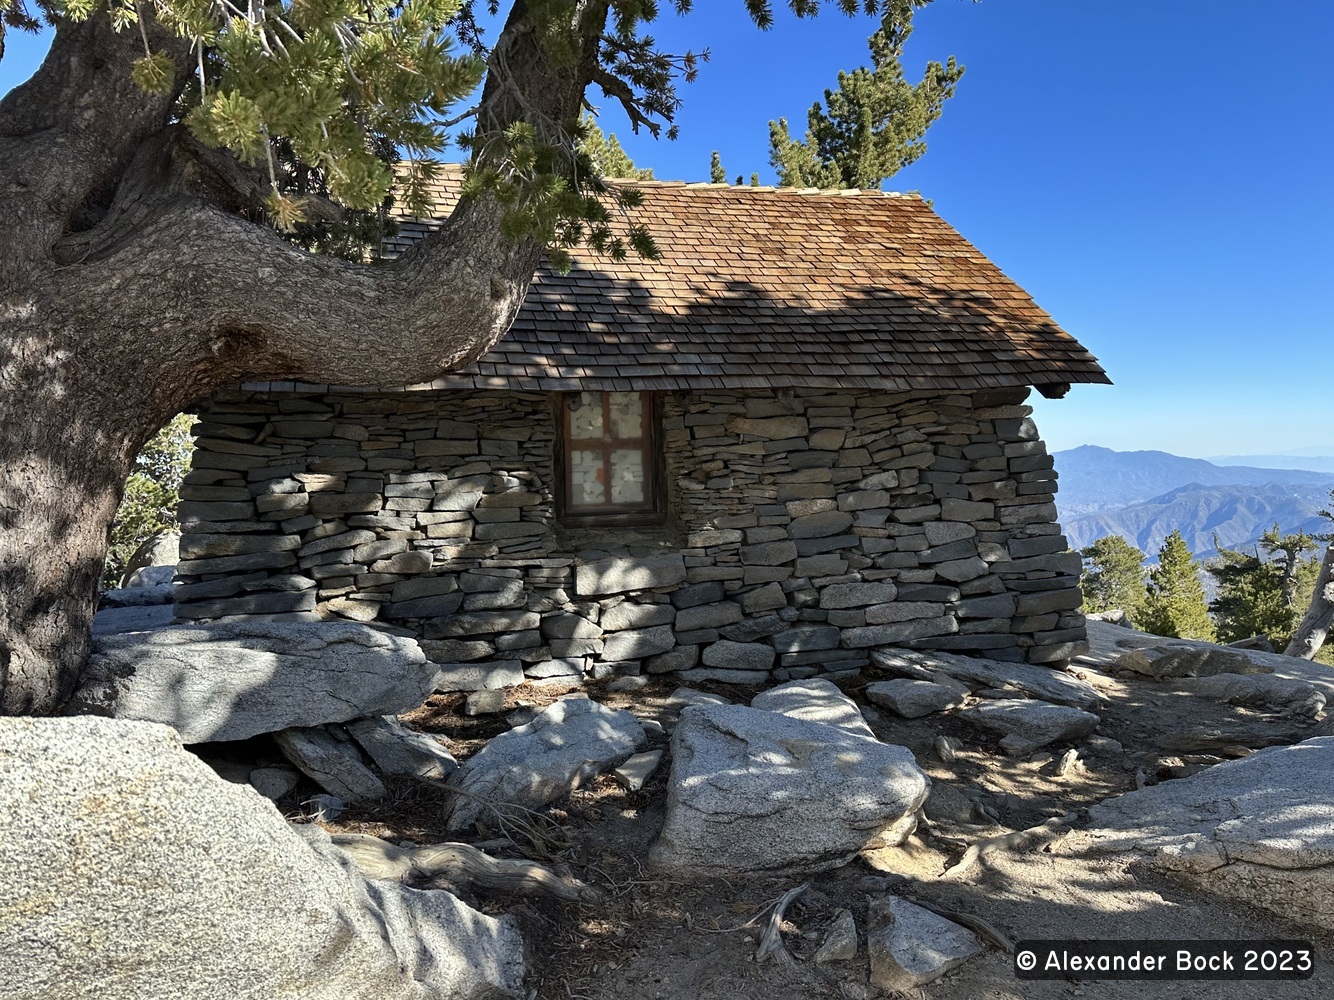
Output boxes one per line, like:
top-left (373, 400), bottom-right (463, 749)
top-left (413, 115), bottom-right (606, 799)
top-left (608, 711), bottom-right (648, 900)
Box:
top-left (0, 2), bottom-right (606, 714)
top-left (1285, 542), bottom-right (1334, 660)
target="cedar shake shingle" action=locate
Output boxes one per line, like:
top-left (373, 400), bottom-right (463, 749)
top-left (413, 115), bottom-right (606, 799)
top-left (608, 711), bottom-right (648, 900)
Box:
top-left (374, 166), bottom-right (1108, 394)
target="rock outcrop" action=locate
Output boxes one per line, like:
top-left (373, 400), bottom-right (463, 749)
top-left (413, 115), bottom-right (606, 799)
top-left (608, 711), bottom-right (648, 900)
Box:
top-left (1074, 737), bottom-right (1334, 931)
top-left (69, 621), bottom-right (439, 743)
top-left (0, 717), bottom-right (525, 1000)
top-left (650, 703), bottom-right (928, 876)
top-left (444, 697), bottom-right (645, 831)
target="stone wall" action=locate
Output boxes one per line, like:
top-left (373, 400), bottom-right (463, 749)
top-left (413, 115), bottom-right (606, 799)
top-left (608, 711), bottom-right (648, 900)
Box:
top-left (177, 387), bottom-right (1086, 687)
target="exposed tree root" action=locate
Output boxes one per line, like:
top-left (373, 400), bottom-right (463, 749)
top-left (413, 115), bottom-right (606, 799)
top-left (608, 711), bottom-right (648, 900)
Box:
top-left (940, 812), bottom-right (1077, 879)
top-left (754, 883), bottom-right (809, 966)
top-left (906, 897), bottom-right (1015, 954)
top-left (331, 832), bottom-right (602, 903)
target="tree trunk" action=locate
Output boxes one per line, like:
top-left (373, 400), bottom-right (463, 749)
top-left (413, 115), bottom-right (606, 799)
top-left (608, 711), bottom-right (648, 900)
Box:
top-left (0, 394), bottom-right (145, 714)
top-left (1285, 542), bottom-right (1334, 660)
top-left (0, 4), bottom-right (605, 714)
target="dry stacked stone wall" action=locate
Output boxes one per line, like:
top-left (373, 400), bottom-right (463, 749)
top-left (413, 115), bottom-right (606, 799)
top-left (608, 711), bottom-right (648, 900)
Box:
top-left (178, 387), bottom-right (1086, 687)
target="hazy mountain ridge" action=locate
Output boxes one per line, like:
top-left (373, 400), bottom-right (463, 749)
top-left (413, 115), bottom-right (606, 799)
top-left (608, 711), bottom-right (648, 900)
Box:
top-left (1052, 445), bottom-right (1334, 516)
top-left (1211, 454), bottom-right (1334, 473)
top-left (1061, 482), bottom-right (1332, 559)
top-left (1052, 446), bottom-right (1334, 558)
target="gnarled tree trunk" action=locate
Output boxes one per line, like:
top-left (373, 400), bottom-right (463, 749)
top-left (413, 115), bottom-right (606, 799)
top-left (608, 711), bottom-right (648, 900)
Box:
top-left (1285, 542), bottom-right (1334, 661)
top-left (0, 3), bottom-right (601, 714)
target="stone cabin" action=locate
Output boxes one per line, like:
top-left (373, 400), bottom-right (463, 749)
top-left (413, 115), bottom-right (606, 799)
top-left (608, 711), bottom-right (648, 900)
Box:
top-left (176, 170), bottom-right (1110, 689)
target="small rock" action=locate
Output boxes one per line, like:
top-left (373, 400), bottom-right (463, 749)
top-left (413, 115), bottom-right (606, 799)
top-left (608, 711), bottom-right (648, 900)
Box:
top-left (1085, 735), bottom-right (1124, 755)
top-left (445, 698), bottom-right (644, 831)
top-left (344, 716), bottom-right (458, 781)
top-left (249, 766), bottom-right (300, 800)
top-left (274, 727), bottom-right (387, 803)
top-left (813, 908), bottom-right (859, 963)
top-left (866, 896), bottom-right (982, 992)
top-left (958, 699), bottom-right (1099, 755)
top-left (607, 675), bottom-right (650, 693)
top-left (640, 718), bottom-right (666, 738)
top-left (464, 689), bottom-right (509, 716)
top-left (303, 793), bottom-right (346, 822)
top-left (612, 750), bottom-right (664, 791)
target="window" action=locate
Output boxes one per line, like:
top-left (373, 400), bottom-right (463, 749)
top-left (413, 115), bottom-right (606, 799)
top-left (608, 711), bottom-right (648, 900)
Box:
top-left (559, 391), bottom-right (662, 522)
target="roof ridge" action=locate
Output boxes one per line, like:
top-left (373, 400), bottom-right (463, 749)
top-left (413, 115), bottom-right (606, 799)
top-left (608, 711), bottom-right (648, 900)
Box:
top-left (391, 160), bottom-right (918, 199)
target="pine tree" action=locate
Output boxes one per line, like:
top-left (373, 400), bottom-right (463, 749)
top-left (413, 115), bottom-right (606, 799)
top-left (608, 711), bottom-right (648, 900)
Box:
top-left (1079, 536), bottom-right (1147, 617)
top-left (769, 0), bottom-right (963, 189)
top-left (578, 115), bottom-right (654, 180)
top-left (1259, 524), bottom-right (1318, 608)
top-left (1140, 530), bottom-right (1215, 641)
top-left (1207, 544), bottom-right (1286, 646)
top-left (104, 414), bottom-right (195, 588)
top-left (710, 151), bottom-right (727, 184)
top-left (1286, 493), bottom-right (1334, 661)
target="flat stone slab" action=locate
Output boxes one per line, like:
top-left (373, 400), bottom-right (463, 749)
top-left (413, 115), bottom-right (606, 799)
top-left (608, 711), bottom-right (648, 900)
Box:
top-left (0, 717), bottom-right (524, 1000)
top-left (71, 622), bottom-right (438, 744)
top-left (867, 896), bottom-right (982, 992)
top-left (872, 647), bottom-right (1103, 711)
top-left (650, 704), bottom-right (928, 876)
top-left (1118, 644), bottom-right (1270, 680)
top-left (575, 554), bottom-right (687, 596)
top-left (866, 678), bottom-right (967, 718)
top-left (1080, 620), bottom-right (1334, 700)
top-left (445, 698), bottom-right (645, 831)
top-left (958, 699), bottom-right (1099, 755)
top-left (612, 750), bottom-right (664, 791)
top-left (751, 678), bottom-right (876, 740)
top-left (91, 603), bottom-right (177, 637)
top-left (1181, 673), bottom-right (1325, 717)
top-left (345, 716), bottom-right (458, 781)
top-left (274, 727), bottom-right (387, 803)
top-left (1074, 737), bottom-right (1334, 931)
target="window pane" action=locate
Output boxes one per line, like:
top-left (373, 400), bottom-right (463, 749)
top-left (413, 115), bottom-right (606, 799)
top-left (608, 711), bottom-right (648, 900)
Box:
top-left (609, 448), bottom-right (646, 504)
top-left (608, 392), bottom-right (643, 439)
top-left (570, 449), bottom-right (606, 505)
top-left (569, 392), bottom-right (604, 440)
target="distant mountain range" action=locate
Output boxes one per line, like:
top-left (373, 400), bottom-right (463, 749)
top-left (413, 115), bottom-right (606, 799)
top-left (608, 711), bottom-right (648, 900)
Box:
top-left (1052, 446), bottom-right (1334, 558)
top-left (1211, 454), bottom-right (1334, 473)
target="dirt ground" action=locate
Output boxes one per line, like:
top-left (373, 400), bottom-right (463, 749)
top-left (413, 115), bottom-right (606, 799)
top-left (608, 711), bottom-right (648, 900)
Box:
top-left (289, 647), bottom-right (1334, 1000)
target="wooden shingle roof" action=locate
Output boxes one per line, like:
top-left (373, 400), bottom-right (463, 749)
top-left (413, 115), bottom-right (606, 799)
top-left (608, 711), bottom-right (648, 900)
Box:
top-left (354, 166), bottom-right (1109, 394)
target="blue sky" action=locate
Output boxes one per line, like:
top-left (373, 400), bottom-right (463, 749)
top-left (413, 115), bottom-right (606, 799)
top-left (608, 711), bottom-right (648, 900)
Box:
top-left (3, 1), bottom-right (1330, 459)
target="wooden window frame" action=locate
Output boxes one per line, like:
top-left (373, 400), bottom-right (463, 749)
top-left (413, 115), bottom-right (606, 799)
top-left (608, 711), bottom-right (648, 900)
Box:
top-left (557, 391), bottom-right (665, 526)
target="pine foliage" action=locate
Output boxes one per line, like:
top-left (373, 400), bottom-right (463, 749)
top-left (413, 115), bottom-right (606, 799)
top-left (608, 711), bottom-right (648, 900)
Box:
top-left (1079, 535), bottom-right (1146, 617)
top-left (105, 414), bottom-right (195, 587)
top-left (1139, 530), bottom-right (1215, 641)
top-left (710, 151), bottom-right (726, 184)
top-left (34, 0), bottom-right (920, 258)
top-left (768, 0), bottom-right (962, 189)
top-left (1207, 543), bottom-right (1295, 646)
top-left (578, 115), bottom-right (654, 180)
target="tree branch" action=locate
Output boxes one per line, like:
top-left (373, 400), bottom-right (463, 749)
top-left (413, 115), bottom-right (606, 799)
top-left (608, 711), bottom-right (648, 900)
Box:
top-left (589, 64), bottom-right (662, 137)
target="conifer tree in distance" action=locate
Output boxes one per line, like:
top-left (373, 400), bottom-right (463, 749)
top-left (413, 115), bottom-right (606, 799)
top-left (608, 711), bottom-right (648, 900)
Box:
top-left (579, 115), bottom-right (654, 180)
top-left (1140, 530), bottom-right (1215, 641)
top-left (1080, 535), bottom-right (1147, 618)
top-left (768, 0), bottom-right (963, 189)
